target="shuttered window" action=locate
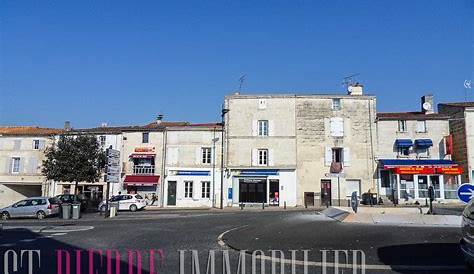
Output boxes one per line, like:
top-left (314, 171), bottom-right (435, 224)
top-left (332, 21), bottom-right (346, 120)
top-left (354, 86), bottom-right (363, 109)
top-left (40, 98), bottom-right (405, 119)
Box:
top-left (330, 117), bottom-right (344, 137)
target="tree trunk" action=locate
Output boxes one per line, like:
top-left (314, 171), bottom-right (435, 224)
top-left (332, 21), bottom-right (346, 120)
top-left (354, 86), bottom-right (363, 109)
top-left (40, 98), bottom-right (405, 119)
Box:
top-left (73, 181), bottom-right (79, 202)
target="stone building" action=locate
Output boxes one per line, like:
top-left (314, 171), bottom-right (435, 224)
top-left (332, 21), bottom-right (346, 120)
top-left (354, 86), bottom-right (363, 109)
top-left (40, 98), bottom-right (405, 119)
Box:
top-left (0, 126), bottom-right (62, 208)
top-left (376, 95), bottom-right (462, 204)
top-left (438, 102), bottom-right (474, 184)
top-left (223, 84), bottom-right (377, 207)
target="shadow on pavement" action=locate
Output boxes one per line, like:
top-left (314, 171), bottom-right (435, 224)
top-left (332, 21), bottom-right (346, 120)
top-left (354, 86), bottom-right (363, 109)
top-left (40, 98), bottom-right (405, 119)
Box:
top-left (0, 228), bottom-right (161, 274)
top-left (377, 243), bottom-right (468, 273)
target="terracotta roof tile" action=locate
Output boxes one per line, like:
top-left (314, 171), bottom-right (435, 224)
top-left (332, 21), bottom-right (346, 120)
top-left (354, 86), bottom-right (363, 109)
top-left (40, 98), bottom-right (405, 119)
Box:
top-left (0, 126), bottom-right (63, 136)
top-left (377, 112), bottom-right (450, 120)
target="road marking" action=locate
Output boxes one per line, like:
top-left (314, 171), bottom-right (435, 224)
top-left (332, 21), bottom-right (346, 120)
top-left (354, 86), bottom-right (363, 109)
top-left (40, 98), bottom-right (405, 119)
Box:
top-left (217, 225), bottom-right (249, 247)
top-left (0, 243), bottom-right (15, 247)
top-left (217, 227), bottom-right (466, 271)
top-left (51, 233), bottom-right (67, 236)
top-left (19, 239), bottom-right (37, 242)
top-left (2, 225), bottom-right (94, 233)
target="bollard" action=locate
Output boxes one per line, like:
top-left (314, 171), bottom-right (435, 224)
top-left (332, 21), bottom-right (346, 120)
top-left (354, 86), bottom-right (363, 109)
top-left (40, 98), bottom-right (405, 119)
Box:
top-left (284, 201), bottom-right (286, 210)
top-left (262, 202), bottom-right (265, 210)
top-left (240, 203), bottom-right (244, 210)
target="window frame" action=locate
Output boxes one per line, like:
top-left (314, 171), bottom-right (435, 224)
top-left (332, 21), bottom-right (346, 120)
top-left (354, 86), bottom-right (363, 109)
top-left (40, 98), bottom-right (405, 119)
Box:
top-left (99, 135), bottom-right (106, 146)
top-left (201, 147), bottom-right (212, 164)
top-left (331, 148), bottom-right (343, 163)
top-left (33, 140), bottom-right (40, 150)
top-left (184, 181), bottom-right (193, 198)
top-left (142, 132), bottom-right (149, 143)
top-left (257, 149), bottom-right (269, 166)
top-left (11, 157), bottom-right (20, 173)
top-left (257, 120), bottom-right (269, 137)
top-left (201, 181), bottom-right (210, 199)
top-left (397, 147), bottom-right (410, 157)
top-left (332, 98), bottom-right (341, 110)
top-left (416, 120), bottom-right (427, 133)
top-left (398, 120), bottom-right (407, 132)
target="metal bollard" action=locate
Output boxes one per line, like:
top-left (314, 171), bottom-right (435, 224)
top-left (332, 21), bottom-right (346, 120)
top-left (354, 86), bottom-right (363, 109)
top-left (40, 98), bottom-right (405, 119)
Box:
top-left (262, 202), bottom-right (265, 210)
top-left (284, 201), bottom-right (286, 210)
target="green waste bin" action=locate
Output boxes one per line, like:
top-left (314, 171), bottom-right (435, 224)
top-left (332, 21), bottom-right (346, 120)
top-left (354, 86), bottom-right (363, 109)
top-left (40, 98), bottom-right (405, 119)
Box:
top-left (61, 204), bottom-right (71, 219)
top-left (72, 203), bottom-right (81, 219)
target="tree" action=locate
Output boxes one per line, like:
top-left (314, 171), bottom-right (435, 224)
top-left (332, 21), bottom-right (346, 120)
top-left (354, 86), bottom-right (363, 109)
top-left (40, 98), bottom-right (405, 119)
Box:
top-left (42, 135), bottom-right (107, 198)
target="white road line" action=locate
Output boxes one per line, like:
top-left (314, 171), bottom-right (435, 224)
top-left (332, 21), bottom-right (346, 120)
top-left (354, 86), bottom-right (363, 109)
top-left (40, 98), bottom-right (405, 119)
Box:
top-left (50, 233), bottom-right (67, 236)
top-left (0, 243), bottom-right (15, 247)
top-left (216, 226), bottom-right (466, 271)
top-left (19, 239), bottom-right (37, 242)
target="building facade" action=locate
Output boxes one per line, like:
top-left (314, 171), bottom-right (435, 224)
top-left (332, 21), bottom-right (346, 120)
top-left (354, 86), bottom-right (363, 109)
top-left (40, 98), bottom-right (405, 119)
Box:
top-left (376, 95), bottom-right (462, 204)
top-left (439, 102), bottom-right (474, 184)
top-left (0, 127), bottom-right (62, 208)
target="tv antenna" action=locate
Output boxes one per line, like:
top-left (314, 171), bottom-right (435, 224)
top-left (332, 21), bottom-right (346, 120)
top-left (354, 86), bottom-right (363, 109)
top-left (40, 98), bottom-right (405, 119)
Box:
top-left (342, 73), bottom-right (360, 89)
top-left (239, 74), bottom-right (247, 92)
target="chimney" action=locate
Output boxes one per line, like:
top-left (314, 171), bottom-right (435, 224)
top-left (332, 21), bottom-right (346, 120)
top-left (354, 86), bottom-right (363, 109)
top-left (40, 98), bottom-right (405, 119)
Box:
top-left (100, 122), bottom-right (108, 127)
top-left (64, 121), bottom-right (71, 131)
top-left (156, 114), bottom-right (164, 124)
top-left (421, 95), bottom-right (434, 114)
top-left (347, 82), bottom-right (363, 96)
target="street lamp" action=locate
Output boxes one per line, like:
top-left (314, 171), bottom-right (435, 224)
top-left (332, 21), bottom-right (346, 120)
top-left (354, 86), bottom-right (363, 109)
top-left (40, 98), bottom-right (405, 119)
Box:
top-left (220, 107), bottom-right (229, 209)
top-left (212, 132), bottom-right (219, 208)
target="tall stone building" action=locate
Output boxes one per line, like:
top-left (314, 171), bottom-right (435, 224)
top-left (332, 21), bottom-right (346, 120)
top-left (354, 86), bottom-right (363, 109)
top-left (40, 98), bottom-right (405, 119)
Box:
top-left (223, 84), bottom-right (377, 207)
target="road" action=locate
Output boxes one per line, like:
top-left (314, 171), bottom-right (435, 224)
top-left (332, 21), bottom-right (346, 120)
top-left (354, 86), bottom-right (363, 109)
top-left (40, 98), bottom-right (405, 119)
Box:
top-left (0, 210), bottom-right (469, 274)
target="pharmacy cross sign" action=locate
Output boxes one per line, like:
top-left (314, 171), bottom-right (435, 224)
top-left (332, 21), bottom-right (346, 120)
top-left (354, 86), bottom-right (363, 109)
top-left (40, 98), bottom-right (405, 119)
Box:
top-left (457, 184), bottom-right (474, 203)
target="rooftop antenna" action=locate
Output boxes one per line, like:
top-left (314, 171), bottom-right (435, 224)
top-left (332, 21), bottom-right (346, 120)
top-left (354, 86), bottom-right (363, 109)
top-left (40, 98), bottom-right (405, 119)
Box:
top-left (239, 74), bottom-right (247, 92)
top-left (464, 79), bottom-right (472, 101)
top-left (342, 73), bottom-right (360, 90)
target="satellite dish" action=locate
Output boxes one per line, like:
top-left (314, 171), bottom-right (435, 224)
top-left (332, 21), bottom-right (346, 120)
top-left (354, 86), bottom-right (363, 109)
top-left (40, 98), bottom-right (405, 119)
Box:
top-left (423, 102), bottom-right (432, 111)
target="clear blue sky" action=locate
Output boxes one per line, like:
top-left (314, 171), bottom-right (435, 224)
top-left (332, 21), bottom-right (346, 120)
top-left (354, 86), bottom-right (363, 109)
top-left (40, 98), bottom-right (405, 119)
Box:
top-left (1, 1), bottom-right (472, 128)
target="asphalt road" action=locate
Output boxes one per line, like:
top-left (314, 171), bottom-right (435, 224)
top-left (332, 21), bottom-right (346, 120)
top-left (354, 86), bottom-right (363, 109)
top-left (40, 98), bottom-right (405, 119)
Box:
top-left (0, 210), bottom-right (469, 274)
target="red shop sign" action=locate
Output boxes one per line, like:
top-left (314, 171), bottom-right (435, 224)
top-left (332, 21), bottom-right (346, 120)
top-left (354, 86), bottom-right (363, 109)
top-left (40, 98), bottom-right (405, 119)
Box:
top-left (436, 167), bottom-right (463, 175)
top-left (394, 167), bottom-right (435, 175)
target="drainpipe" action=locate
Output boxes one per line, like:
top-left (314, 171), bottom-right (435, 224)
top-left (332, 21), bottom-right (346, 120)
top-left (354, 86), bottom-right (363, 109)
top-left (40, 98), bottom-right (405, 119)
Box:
top-left (368, 98), bottom-right (378, 198)
top-left (161, 129), bottom-right (167, 207)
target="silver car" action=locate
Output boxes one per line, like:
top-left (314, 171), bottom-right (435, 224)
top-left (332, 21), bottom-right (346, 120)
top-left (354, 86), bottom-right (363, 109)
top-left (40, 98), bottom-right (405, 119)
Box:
top-left (461, 198), bottom-right (474, 268)
top-left (0, 197), bottom-right (59, 220)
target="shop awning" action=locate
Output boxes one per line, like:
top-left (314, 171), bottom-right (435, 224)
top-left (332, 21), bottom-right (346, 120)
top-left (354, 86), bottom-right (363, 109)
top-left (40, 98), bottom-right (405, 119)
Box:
top-left (414, 139), bottom-right (433, 148)
top-left (129, 153), bottom-right (155, 159)
top-left (395, 139), bottom-right (413, 148)
top-left (123, 175), bottom-right (160, 186)
top-left (379, 159), bottom-right (456, 168)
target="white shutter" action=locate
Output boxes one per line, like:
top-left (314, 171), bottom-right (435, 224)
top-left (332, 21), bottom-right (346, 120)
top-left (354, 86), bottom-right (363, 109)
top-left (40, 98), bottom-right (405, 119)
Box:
top-left (325, 147), bottom-right (332, 166)
top-left (343, 148), bottom-right (351, 167)
top-left (252, 120), bottom-right (258, 136)
top-left (195, 147), bottom-right (202, 165)
top-left (18, 158), bottom-right (24, 173)
top-left (28, 157), bottom-right (38, 174)
top-left (251, 149), bottom-right (258, 166)
top-left (330, 117), bottom-right (344, 137)
top-left (211, 147), bottom-right (215, 164)
top-left (268, 149), bottom-right (274, 166)
top-left (39, 140), bottom-right (46, 149)
top-left (13, 140), bottom-right (21, 150)
top-left (268, 120), bottom-right (274, 137)
top-left (5, 158), bottom-right (12, 174)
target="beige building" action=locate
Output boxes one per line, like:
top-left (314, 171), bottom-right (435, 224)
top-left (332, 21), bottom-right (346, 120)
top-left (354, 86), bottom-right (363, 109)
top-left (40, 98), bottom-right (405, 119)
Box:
top-left (376, 95), bottom-right (462, 204)
top-left (439, 102), bottom-right (474, 184)
top-left (0, 127), bottom-right (62, 208)
top-left (224, 84), bottom-right (377, 207)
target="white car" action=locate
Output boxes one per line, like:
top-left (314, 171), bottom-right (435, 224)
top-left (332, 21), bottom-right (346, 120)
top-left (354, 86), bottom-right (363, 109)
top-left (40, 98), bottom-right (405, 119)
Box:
top-left (98, 194), bottom-right (146, 212)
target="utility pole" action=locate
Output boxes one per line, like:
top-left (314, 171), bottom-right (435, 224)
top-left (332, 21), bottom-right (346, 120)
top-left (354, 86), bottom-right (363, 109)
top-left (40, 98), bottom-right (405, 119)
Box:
top-left (220, 107), bottom-right (229, 209)
top-left (212, 128), bottom-right (219, 208)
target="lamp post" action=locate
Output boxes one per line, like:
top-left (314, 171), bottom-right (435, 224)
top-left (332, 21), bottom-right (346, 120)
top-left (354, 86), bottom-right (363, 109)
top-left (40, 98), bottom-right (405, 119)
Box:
top-left (220, 107), bottom-right (229, 209)
top-left (212, 129), bottom-right (219, 208)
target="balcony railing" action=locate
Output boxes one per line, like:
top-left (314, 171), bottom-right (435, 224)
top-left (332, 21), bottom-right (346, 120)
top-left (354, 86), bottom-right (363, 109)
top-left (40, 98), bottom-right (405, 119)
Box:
top-left (133, 165), bottom-right (155, 175)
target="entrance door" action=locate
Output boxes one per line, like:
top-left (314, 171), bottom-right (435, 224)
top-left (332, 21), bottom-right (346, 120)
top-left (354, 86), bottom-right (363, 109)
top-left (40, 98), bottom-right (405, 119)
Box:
top-left (269, 180), bottom-right (279, 206)
top-left (167, 181), bottom-right (177, 206)
top-left (430, 176), bottom-right (441, 198)
top-left (418, 175), bottom-right (429, 198)
top-left (321, 179), bottom-right (332, 206)
top-left (239, 178), bottom-right (267, 203)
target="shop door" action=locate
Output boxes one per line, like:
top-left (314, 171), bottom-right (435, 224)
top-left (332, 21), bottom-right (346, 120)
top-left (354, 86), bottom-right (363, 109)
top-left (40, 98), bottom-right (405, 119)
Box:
top-left (430, 176), bottom-right (441, 198)
top-left (418, 176), bottom-right (429, 198)
top-left (239, 178), bottom-right (267, 203)
top-left (321, 180), bottom-right (332, 206)
top-left (167, 181), bottom-right (177, 206)
top-left (269, 180), bottom-right (280, 206)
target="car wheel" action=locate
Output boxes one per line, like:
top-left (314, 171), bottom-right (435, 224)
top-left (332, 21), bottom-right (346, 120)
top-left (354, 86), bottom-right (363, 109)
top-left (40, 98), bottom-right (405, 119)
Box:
top-left (129, 204), bottom-right (137, 212)
top-left (1, 211), bottom-right (9, 221)
top-left (36, 211), bottom-right (46, 220)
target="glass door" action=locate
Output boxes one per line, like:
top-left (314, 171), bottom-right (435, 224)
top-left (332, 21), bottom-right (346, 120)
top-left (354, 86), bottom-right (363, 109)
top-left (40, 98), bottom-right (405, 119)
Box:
top-left (418, 175), bottom-right (429, 198)
top-left (430, 176), bottom-right (441, 198)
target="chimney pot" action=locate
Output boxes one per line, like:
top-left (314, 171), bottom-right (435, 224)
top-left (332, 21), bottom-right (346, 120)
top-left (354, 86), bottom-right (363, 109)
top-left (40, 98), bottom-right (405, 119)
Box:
top-left (64, 121), bottom-right (71, 131)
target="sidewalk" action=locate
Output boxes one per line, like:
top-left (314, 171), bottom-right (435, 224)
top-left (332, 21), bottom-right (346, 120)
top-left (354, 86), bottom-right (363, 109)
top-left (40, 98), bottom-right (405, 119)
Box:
top-left (322, 206), bottom-right (462, 227)
top-left (145, 205), bottom-right (326, 212)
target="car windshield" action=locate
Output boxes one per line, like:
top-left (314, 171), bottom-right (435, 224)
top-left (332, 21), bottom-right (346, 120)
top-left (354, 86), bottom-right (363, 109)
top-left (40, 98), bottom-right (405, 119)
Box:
top-left (135, 194), bottom-right (143, 199)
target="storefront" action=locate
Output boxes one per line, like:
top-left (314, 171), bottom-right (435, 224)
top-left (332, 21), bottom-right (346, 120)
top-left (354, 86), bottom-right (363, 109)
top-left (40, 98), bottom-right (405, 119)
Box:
top-left (164, 169), bottom-right (216, 207)
top-left (378, 159), bottom-right (462, 203)
top-left (123, 175), bottom-right (160, 196)
top-left (229, 169), bottom-right (296, 207)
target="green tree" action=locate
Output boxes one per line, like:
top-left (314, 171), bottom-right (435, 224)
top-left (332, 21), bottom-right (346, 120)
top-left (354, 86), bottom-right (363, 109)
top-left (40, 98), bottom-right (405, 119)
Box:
top-left (42, 135), bottom-right (107, 198)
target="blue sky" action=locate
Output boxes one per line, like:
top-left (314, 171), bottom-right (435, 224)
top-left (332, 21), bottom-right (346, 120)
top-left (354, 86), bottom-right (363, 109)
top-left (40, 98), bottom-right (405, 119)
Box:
top-left (0, 1), bottom-right (472, 128)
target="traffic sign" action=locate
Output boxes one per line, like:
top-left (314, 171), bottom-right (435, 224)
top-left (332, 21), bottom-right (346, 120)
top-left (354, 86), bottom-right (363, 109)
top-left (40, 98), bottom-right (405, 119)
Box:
top-left (106, 174), bottom-right (120, 184)
top-left (457, 184), bottom-right (474, 203)
top-left (107, 148), bottom-right (120, 158)
top-left (107, 165), bottom-right (120, 174)
top-left (107, 158), bottom-right (120, 166)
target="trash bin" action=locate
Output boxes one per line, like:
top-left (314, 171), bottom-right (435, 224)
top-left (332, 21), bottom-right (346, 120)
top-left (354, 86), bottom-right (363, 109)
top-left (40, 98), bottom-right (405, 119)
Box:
top-left (71, 203), bottom-right (81, 219)
top-left (61, 204), bottom-right (71, 219)
top-left (110, 202), bottom-right (119, 217)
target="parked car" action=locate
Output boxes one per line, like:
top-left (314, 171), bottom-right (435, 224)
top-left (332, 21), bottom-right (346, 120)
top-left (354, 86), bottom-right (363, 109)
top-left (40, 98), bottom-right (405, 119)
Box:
top-left (461, 198), bottom-right (474, 269)
top-left (0, 197), bottom-right (59, 220)
top-left (98, 194), bottom-right (146, 212)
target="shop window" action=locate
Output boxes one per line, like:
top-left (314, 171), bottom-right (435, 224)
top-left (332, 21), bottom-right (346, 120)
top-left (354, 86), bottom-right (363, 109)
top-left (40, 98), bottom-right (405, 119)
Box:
top-left (332, 98), bottom-right (341, 110)
top-left (443, 175), bottom-right (459, 199)
top-left (416, 120), bottom-right (426, 133)
top-left (398, 120), bottom-right (407, 132)
top-left (201, 147), bottom-right (212, 164)
top-left (258, 149), bottom-right (268, 166)
top-left (258, 120), bottom-right (269, 136)
top-left (380, 170), bottom-right (391, 188)
top-left (185, 181), bottom-right (193, 198)
top-left (142, 132), bottom-right (149, 143)
top-left (201, 181), bottom-right (210, 198)
top-left (400, 174), bottom-right (415, 200)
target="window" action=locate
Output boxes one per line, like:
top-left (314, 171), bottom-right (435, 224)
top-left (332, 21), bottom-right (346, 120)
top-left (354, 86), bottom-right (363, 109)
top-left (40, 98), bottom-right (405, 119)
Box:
top-left (185, 181), bottom-right (193, 198)
top-left (11, 157), bottom-right (20, 173)
top-left (332, 98), bottom-right (341, 110)
top-left (99, 135), bottom-right (106, 146)
top-left (201, 181), bottom-right (210, 198)
top-left (202, 147), bottom-right (212, 164)
top-left (416, 147), bottom-right (430, 158)
top-left (398, 120), bottom-right (407, 132)
top-left (380, 170), bottom-right (391, 188)
top-left (33, 140), bottom-right (40, 150)
top-left (416, 120), bottom-right (426, 133)
top-left (258, 120), bottom-right (269, 136)
top-left (330, 117), bottom-right (344, 137)
top-left (398, 147), bottom-right (410, 157)
top-left (258, 149), bottom-right (268, 166)
top-left (142, 132), bottom-right (149, 143)
top-left (332, 148), bottom-right (343, 163)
